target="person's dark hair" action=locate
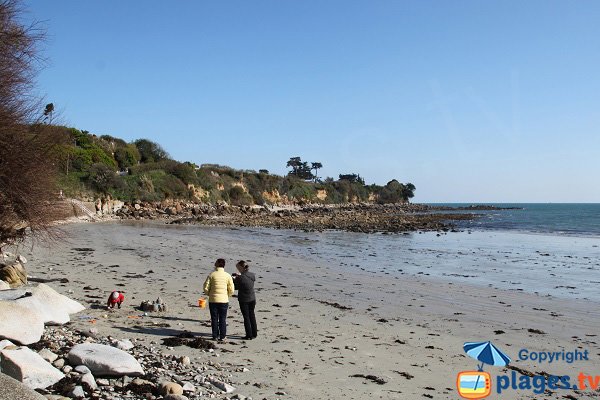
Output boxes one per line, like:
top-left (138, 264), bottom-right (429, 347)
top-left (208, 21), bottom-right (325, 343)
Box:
top-left (236, 260), bottom-right (249, 271)
top-left (215, 258), bottom-right (226, 268)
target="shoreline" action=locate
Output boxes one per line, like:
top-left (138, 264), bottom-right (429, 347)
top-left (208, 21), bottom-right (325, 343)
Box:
top-left (16, 221), bottom-right (600, 399)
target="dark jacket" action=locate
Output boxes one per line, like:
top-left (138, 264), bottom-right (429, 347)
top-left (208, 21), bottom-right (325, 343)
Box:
top-left (234, 271), bottom-right (256, 303)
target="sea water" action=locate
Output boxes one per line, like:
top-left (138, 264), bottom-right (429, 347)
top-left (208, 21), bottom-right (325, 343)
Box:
top-left (219, 204), bottom-right (600, 302)
top-left (428, 203), bottom-right (600, 236)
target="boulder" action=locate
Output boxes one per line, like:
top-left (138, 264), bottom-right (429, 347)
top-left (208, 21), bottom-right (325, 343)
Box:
top-left (0, 347), bottom-right (64, 389)
top-left (67, 343), bottom-right (144, 377)
top-left (15, 283), bottom-right (85, 325)
top-left (0, 300), bottom-right (45, 345)
top-left (0, 284), bottom-right (84, 345)
top-left (0, 280), bottom-right (9, 290)
top-left (0, 372), bottom-right (47, 400)
top-left (0, 263), bottom-right (27, 287)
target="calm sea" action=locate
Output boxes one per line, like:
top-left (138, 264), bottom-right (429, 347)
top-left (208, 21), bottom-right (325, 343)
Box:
top-left (427, 203), bottom-right (600, 237)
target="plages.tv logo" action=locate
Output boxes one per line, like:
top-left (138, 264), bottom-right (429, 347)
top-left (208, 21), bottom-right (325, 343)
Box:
top-left (456, 341), bottom-right (511, 399)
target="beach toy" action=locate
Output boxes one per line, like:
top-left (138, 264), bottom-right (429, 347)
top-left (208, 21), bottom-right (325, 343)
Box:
top-left (198, 298), bottom-right (206, 308)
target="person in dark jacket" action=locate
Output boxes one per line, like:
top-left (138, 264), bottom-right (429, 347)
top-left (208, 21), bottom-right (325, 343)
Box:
top-left (232, 260), bottom-right (257, 340)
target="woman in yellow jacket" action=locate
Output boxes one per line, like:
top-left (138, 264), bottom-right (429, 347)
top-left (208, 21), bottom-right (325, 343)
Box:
top-left (203, 258), bottom-right (234, 342)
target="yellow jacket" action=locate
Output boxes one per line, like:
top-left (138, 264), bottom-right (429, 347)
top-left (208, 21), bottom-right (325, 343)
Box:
top-left (203, 267), bottom-right (234, 303)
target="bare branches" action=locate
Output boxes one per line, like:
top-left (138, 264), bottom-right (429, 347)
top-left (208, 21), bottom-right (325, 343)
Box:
top-left (0, 0), bottom-right (58, 247)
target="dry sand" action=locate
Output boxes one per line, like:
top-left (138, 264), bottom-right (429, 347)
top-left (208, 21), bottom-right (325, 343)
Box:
top-left (18, 221), bottom-right (600, 399)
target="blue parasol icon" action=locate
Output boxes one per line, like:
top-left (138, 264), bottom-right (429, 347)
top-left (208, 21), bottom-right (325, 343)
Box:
top-left (464, 341), bottom-right (511, 370)
top-left (463, 341), bottom-right (511, 393)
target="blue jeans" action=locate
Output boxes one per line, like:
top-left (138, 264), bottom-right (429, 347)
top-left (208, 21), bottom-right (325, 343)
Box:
top-left (209, 302), bottom-right (228, 340)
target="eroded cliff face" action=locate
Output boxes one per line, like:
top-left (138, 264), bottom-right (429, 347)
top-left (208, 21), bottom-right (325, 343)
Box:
top-left (187, 184), bottom-right (208, 202)
top-left (316, 189), bottom-right (327, 201)
top-left (261, 190), bottom-right (285, 205)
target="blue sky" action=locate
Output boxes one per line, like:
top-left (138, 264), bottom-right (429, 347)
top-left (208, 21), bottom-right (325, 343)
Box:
top-left (24, 1), bottom-right (600, 202)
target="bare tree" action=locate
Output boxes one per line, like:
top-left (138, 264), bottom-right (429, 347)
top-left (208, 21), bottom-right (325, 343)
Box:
top-left (0, 0), bottom-right (61, 248)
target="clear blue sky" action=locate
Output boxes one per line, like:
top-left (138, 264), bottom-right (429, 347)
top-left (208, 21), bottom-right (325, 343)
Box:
top-left (24, 1), bottom-right (600, 202)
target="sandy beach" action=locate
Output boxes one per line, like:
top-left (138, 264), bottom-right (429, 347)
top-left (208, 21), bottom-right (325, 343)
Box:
top-left (17, 221), bottom-right (600, 399)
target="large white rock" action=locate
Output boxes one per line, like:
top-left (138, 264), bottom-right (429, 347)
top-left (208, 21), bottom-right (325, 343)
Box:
top-left (0, 284), bottom-right (85, 345)
top-left (0, 301), bottom-right (45, 345)
top-left (15, 283), bottom-right (85, 325)
top-left (0, 347), bottom-right (65, 389)
top-left (68, 344), bottom-right (144, 377)
top-left (0, 281), bottom-right (9, 291)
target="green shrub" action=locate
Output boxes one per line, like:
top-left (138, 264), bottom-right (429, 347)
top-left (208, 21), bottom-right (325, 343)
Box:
top-left (87, 163), bottom-right (123, 194)
top-left (228, 186), bottom-right (254, 206)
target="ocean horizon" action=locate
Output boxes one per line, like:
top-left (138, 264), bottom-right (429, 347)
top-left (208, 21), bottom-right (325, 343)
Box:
top-left (425, 203), bottom-right (600, 237)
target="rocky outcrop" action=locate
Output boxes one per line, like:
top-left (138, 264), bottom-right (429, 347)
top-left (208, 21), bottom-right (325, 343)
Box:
top-left (114, 200), bottom-right (477, 233)
top-left (0, 280), bottom-right (9, 290)
top-left (67, 343), bottom-right (144, 377)
top-left (0, 346), bottom-right (64, 389)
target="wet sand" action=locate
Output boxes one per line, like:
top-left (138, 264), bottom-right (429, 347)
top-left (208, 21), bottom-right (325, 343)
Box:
top-left (19, 221), bottom-right (600, 399)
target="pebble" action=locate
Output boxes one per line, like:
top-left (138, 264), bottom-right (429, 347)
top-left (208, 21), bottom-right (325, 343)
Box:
top-left (164, 395), bottom-right (189, 400)
top-left (179, 356), bottom-right (191, 365)
top-left (159, 382), bottom-right (184, 395)
top-left (81, 372), bottom-right (97, 391)
top-left (69, 386), bottom-right (85, 398)
top-left (182, 381), bottom-right (195, 392)
top-left (38, 348), bottom-right (59, 363)
top-left (74, 365), bottom-right (91, 374)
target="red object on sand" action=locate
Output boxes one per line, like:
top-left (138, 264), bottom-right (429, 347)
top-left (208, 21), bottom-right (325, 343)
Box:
top-left (108, 291), bottom-right (125, 304)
